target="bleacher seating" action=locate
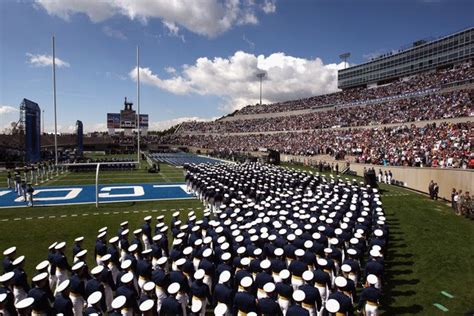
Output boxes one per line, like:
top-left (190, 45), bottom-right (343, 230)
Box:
top-left (150, 152), bottom-right (222, 166)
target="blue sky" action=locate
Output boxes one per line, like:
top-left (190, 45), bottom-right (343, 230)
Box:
top-left (1, 0), bottom-right (472, 132)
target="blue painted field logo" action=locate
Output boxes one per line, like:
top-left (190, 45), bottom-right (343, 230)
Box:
top-left (0, 183), bottom-right (193, 208)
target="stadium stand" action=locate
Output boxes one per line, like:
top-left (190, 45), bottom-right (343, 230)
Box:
top-left (150, 152), bottom-right (222, 166)
top-left (1, 162), bottom-right (388, 315)
top-left (68, 158), bottom-right (137, 172)
top-left (234, 62), bottom-right (473, 115)
top-left (160, 61), bottom-right (473, 172)
top-left (162, 122), bottom-right (473, 169)
top-left (177, 90), bottom-right (472, 134)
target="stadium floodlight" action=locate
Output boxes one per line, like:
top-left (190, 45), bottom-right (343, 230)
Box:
top-left (339, 52), bottom-right (351, 69)
top-left (52, 36), bottom-right (58, 166)
top-left (256, 72), bottom-right (266, 105)
top-left (136, 46), bottom-right (141, 165)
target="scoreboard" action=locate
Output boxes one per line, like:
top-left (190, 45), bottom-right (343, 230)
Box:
top-left (107, 97), bottom-right (148, 134)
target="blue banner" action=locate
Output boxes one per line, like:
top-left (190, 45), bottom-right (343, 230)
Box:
top-left (23, 99), bottom-right (41, 163)
top-left (76, 120), bottom-right (83, 156)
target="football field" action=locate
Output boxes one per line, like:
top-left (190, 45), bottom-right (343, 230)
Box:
top-left (0, 161), bottom-right (472, 315)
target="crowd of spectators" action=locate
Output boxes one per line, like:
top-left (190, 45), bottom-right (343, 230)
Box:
top-left (161, 122), bottom-right (473, 169)
top-left (179, 90), bottom-right (472, 134)
top-left (235, 62), bottom-right (473, 115)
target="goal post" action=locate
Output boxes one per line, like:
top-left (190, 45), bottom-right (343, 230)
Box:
top-left (62, 161), bottom-right (139, 208)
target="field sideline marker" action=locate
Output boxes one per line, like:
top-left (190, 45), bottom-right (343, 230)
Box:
top-left (440, 291), bottom-right (454, 298)
top-left (433, 303), bottom-right (449, 312)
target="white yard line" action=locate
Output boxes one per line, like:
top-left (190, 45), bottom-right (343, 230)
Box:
top-left (0, 206), bottom-right (203, 223)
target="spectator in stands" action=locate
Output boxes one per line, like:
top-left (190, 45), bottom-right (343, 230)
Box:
top-left (233, 62), bottom-right (473, 115)
top-left (162, 122), bottom-right (472, 170)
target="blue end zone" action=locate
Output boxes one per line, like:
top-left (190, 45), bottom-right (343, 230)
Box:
top-left (0, 183), bottom-right (194, 208)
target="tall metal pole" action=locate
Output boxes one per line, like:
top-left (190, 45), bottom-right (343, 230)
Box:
top-left (42, 110), bottom-right (45, 134)
top-left (339, 52), bottom-right (351, 69)
top-left (52, 36), bottom-right (58, 165)
top-left (95, 163), bottom-right (100, 208)
top-left (136, 46), bottom-right (141, 165)
top-left (256, 72), bottom-right (265, 106)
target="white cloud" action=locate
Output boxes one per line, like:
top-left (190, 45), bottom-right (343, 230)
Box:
top-left (162, 20), bottom-right (185, 42)
top-left (34, 0), bottom-right (262, 38)
top-left (86, 122), bottom-right (107, 133)
top-left (129, 67), bottom-right (195, 95)
top-left (102, 25), bottom-right (127, 40)
top-left (43, 122), bottom-right (107, 133)
top-left (165, 67), bottom-right (177, 74)
top-left (129, 51), bottom-right (345, 112)
top-left (262, 0), bottom-right (276, 13)
top-left (0, 105), bottom-right (18, 115)
top-left (242, 34), bottom-right (255, 49)
top-left (238, 11), bottom-right (258, 25)
top-left (26, 53), bottom-right (70, 68)
top-left (150, 116), bottom-right (215, 131)
top-left (163, 21), bottom-right (180, 36)
top-left (0, 105), bottom-right (19, 134)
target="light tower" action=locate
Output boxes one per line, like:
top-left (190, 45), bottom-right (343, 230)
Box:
top-left (339, 52), bottom-right (351, 69)
top-left (256, 72), bottom-right (266, 105)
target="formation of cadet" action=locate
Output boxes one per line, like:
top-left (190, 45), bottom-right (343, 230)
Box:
top-left (1, 162), bottom-right (386, 315)
top-left (6, 163), bottom-right (64, 206)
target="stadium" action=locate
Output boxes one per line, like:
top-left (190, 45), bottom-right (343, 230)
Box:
top-left (0, 2), bottom-right (473, 315)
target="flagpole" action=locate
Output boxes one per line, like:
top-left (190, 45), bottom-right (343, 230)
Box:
top-left (136, 45), bottom-right (141, 165)
top-left (52, 36), bottom-right (58, 165)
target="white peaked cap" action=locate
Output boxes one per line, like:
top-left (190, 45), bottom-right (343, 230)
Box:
top-left (111, 296), bottom-right (126, 309)
top-left (56, 279), bottom-right (70, 293)
top-left (240, 276), bottom-right (253, 288)
top-left (120, 272), bottom-right (134, 284)
top-left (87, 291), bottom-right (102, 305)
top-left (32, 272), bottom-right (48, 283)
top-left (214, 303), bottom-right (228, 315)
top-left (367, 274), bottom-right (378, 285)
top-left (143, 281), bottom-right (155, 292)
top-left (168, 282), bottom-right (180, 295)
top-left (219, 271), bottom-right (231, 284)
top-left (263, 282), bottom-right (275, 293)
top-left (139, 299), bottom-right (155, 312)
top-left (3, 246), bottom-right (16, 256)
top-left (194, 269), bottom-right (205, 280)
top-left (90, 265), bottom-right (104, 275)
top-left (191, 299), bottom-right (202, 313)
top-left (15, 297), bottom-right (34, 309)
top-left (335, 276), bottom-right (348, 288)
top-left (302, 270), bottom-right (314, 282)
top-left (292, 290), bottom-right (305, 302)
top-left (279, 269), bottom-right (290, 280)
top-left (326, 299), bottom-right (340, 313)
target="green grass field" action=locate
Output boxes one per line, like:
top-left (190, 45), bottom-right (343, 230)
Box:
top-left (0, 159), bottom-right (472, 315)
